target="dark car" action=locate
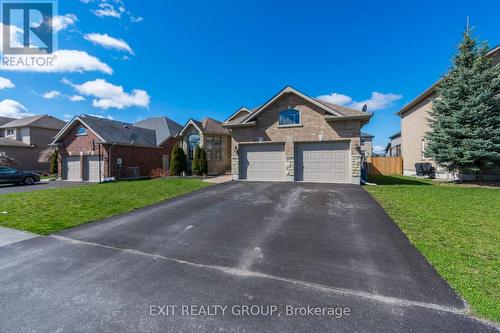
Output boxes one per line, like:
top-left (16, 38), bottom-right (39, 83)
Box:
top-left (0, 167), bottom-right (41, 185)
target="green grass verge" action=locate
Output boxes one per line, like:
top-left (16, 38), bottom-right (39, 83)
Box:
top-left (0, 178), bottom-right (211, 235)
top-left (365, 175), bottom-right (499, 322)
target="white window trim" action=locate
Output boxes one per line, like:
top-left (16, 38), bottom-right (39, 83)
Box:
top-left (278, 109), bottom-right (301, 127)
top-left (76, 127), bottom-right (88, 136)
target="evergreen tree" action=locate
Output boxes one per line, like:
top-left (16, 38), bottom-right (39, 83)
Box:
top-left (426, 29), bottom-right (500, 181)
top-left (192, 146), bottom-right (208, 176)
top-left (50, 150), bottom-right (58, 175)
top-left (199, 147), bottom-right (208, 175)
top-left (170, 145), bottom-right (186, 176)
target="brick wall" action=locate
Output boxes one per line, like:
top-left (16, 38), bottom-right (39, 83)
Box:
top-left (57, 121), bottom-right (178, 180)
top-left (58, 122), bottom-right (103, 179)
top-left (228, 92), bottom-right (363, 183)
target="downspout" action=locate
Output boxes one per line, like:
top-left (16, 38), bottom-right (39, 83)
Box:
top-left (108, 143), bottom-right (116, 179)
top-left (98, 144), bottom-right (102, 182)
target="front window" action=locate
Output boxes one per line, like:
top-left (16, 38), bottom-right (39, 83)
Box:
top-left (6, 129), bottom-right (14, 136)
top-left (76, 126), bottom-right (87, 136)
top-left (205, 136), bottom-right (222, 161)
top-left (188, 134), bottom-right (200, 160)
top-left (279, 109), bottom-right (300, 126)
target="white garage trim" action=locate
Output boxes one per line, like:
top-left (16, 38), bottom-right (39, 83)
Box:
top-left (84, 156), bottom-right (104, 182)
top-left (63, 156), bottom-right (81, 181)
top-left (295, 141), bottom-right (351, 183)
top-left (239, 143), bottom-right (286, 181)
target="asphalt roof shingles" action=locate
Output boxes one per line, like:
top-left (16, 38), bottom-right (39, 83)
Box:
top-left (79, 115), bottom-right (157, 147)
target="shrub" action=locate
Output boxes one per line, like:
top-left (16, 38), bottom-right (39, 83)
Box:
top-left (50, 150), bottom-right (58, 175)
top-left (192, 146), bottom-right (208, 176)
top-left (170, 145), bottom-right (186, 176)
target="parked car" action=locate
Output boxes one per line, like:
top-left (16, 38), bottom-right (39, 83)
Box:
top-left (0, 167), bottom-right (41, 185)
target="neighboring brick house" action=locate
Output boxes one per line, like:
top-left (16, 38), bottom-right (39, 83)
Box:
top-left (51, 115), bottom-right (182, 181)
top-left (396, 45), bottom-right (499, 180)
top-left (360, 131), bottom-right (374, 156)
top-left (223, 86), bottom-right (372, 184)
top-left (178, 118), bottom-right (231, 175)
top-left (0, 115), bottom-right (66, 172)
top-left (385, 131), bottom-right (401, 157)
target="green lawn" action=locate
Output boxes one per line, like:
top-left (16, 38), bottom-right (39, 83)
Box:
top-left (0, 178), bottom-right (210, 235)
top-left (365, 175), bottom-right (499, 322)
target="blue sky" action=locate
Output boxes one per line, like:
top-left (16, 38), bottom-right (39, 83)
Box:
top-left (0, 0), bottom-right (499, 152)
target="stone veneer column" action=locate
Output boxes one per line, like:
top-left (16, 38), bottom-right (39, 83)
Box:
top-left (284, 140), bottom-right (294, 181)
top-left (351, 154), bottom-right (361, 184)
top-left (231, 143), bottom-right (239, 180)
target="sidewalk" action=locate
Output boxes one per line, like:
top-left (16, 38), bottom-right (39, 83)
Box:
top-left (0, 227), bottom-right (38, 247)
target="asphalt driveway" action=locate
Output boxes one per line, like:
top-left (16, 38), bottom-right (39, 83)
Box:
top-left (0, 180), bottom-right (89, 194)
top-left (0, 182), bottom-right (495, 332)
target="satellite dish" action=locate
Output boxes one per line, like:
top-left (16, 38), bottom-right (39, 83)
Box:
top-left (362, 104), bottom-right (368, 112)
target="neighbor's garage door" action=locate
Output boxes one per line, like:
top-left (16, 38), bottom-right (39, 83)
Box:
top-left (295, 141), bottom-right (350, 183)
top-left (84, 156), bottom-right (103, 182)
top-left (240, 143), bottom-right (285, 181)
top-left (63, 156), bottom-right (81, 181)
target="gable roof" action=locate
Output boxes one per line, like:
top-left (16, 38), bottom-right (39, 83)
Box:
top-left (52, 115), bottom-right (157, 147)
top-left (179, 119), bottom-right (203, 137)
top-left (397, 45), bottom-right (500, 116)
top-left (179, 117), bottom-right (229, 136)
top-left (0, 117), bottom-right (15, 127)
top-left (223, 86), bottom-right (372, 127)
top-left (202, 117), bottom-right (228, 135)
top-left (0, 114), bottom-right (66, 130)
top-left (134, 116), bottom-right (183, 145)
top-left (361, 131), bottom-right (374, 138)
top-left (389, 131), bottom-right (401, 140)
top-left (224, 107), bottom-right (251, 123)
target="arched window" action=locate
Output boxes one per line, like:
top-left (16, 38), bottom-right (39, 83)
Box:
top-left (76, 126), bottom-right (87, 136)
top-left (279, 109), bottom-right (300, 126)
top-left (188, 134), bottom-right (200, 159)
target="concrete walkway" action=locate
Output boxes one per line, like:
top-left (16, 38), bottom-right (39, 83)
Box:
top-left (202, 175), bottom-right (232, 184)
top-left (0, 227), bottom-right (38, 247)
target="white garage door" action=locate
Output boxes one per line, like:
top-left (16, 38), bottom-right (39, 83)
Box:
top-left (84, 156), bottom-right (103, 182)
top-left (295, 141), bottom-right (350, 183)
top-left (240, 144), bottom-right (285, 181)
top-left (63, 156), bottom-right (81, 181)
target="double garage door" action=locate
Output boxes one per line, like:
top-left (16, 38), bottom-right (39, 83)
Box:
top-left (63, 156), bottom-right (103, 182)
top-left (239, 142), bottom-right (350, 183)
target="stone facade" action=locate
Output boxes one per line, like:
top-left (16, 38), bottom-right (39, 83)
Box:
top-left (228, 92), bottom-right (364, 184)
top-left (180, 124), bottom-right (231, 175)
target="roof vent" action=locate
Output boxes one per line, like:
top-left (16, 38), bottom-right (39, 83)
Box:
top-left (130, 133), bottom-right (138, 144)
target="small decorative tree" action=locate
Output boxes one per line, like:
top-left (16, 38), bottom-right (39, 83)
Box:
top-left (170, 145), bottom-right (187, 176)
top-left (0, 151), bottom-right (18, 167)
top-left (425, 28), bottom-right (500, 181)
top-left (50, 150), bottom-right (58, 175)
top-left (199, 148), bottom-right (208, 175)
top-left (192, 146), bottom-right (208, 176)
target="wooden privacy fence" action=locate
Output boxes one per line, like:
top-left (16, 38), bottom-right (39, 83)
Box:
top-left (367, 156), bottom-right (403, 175)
